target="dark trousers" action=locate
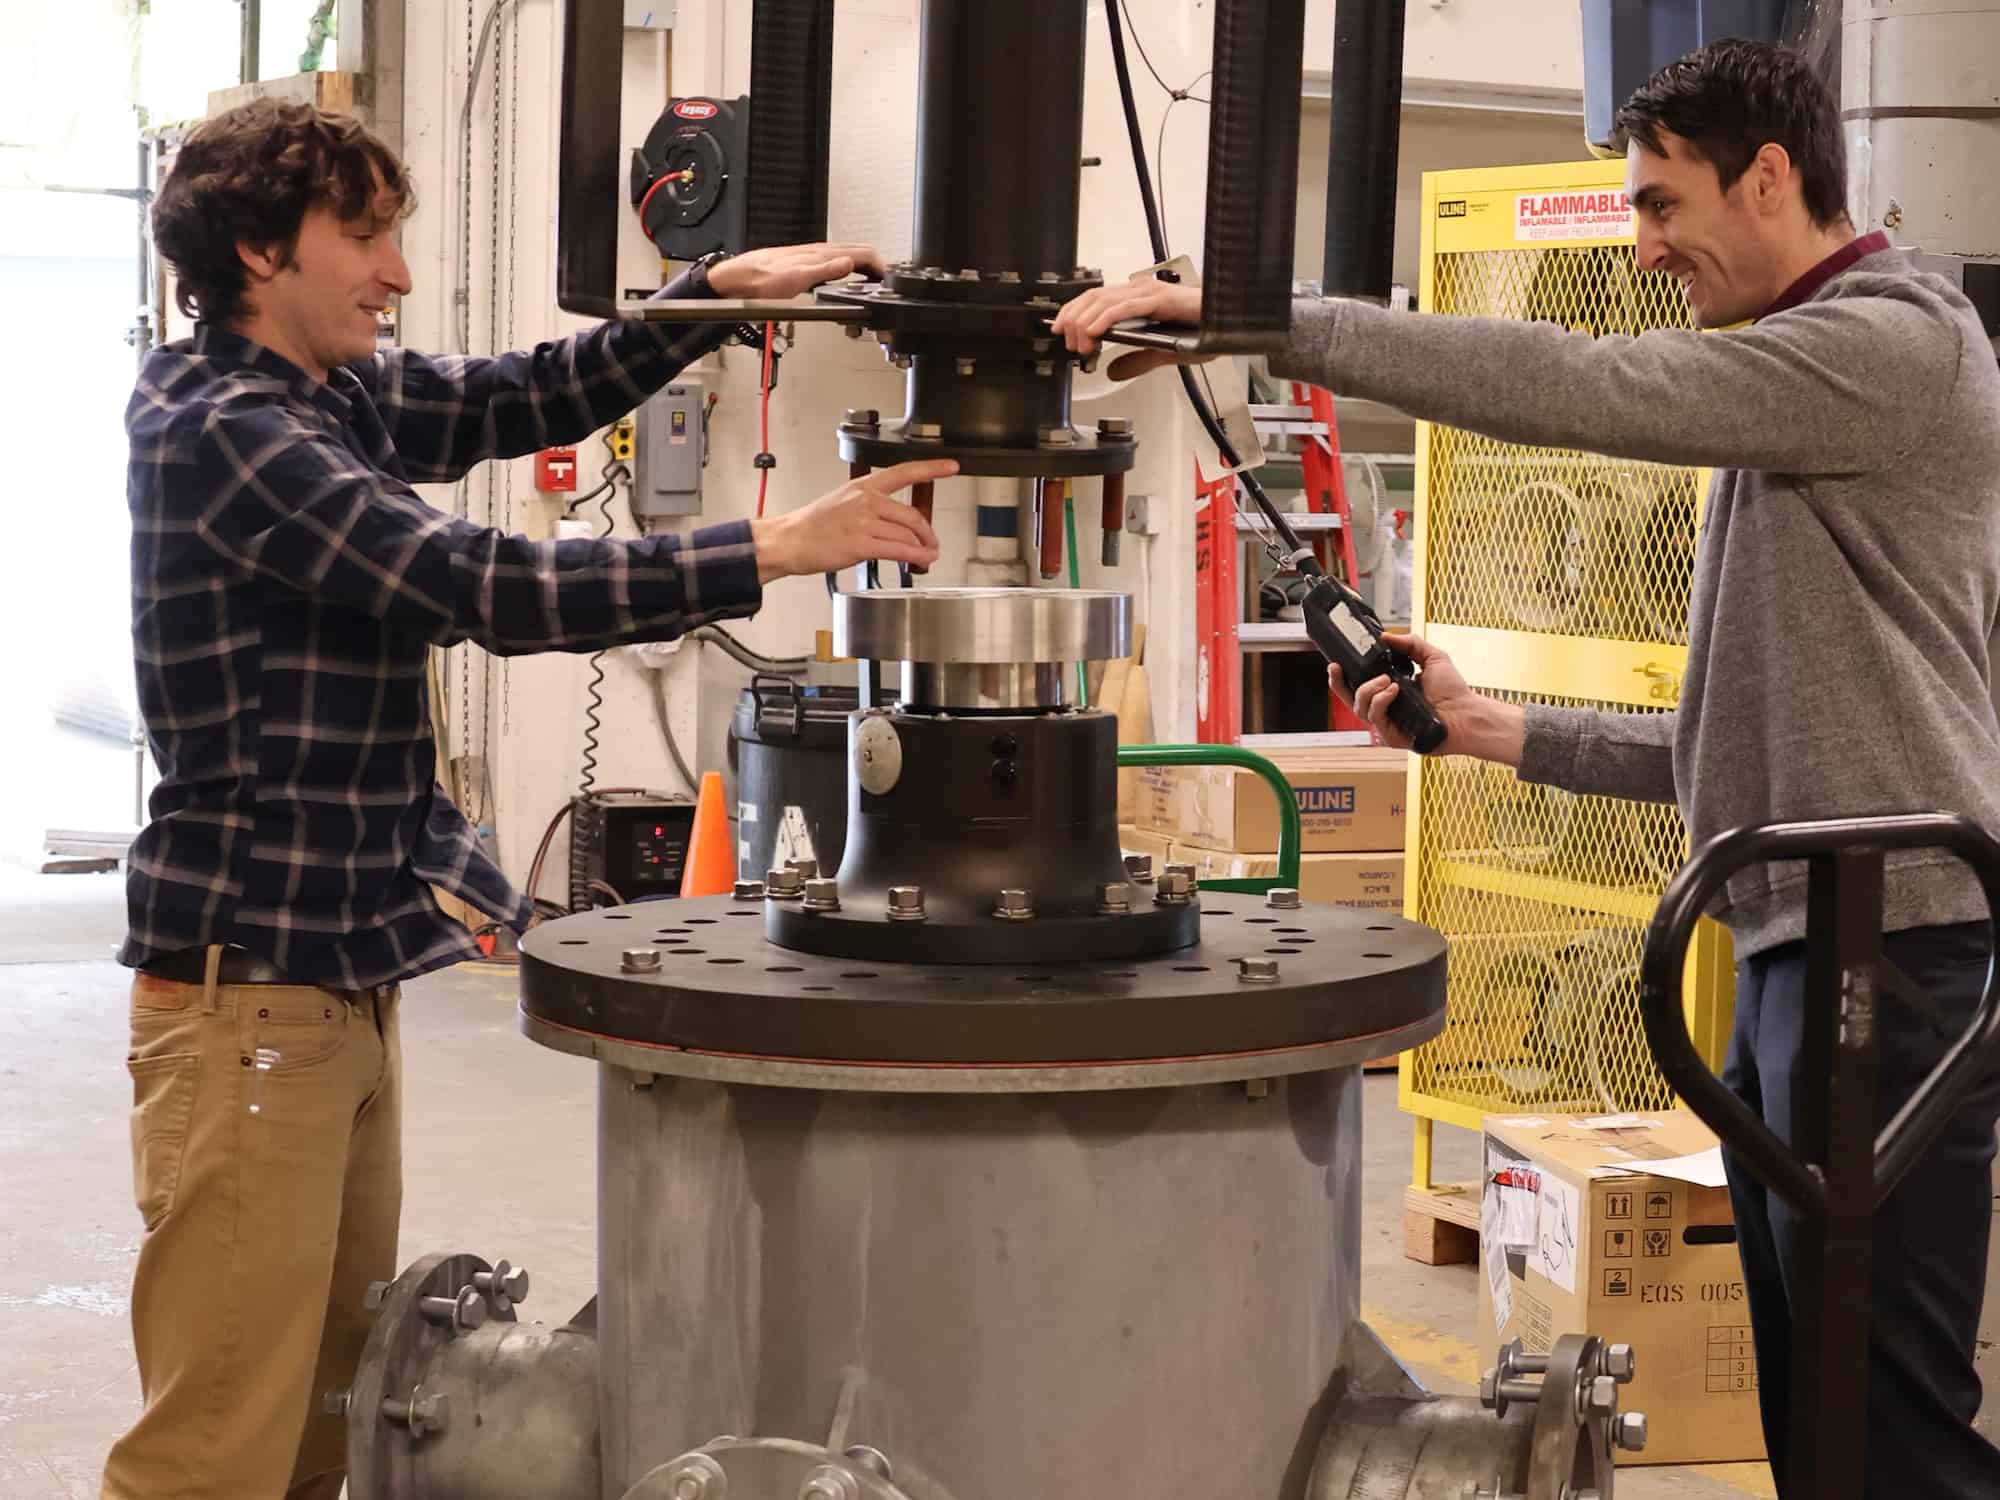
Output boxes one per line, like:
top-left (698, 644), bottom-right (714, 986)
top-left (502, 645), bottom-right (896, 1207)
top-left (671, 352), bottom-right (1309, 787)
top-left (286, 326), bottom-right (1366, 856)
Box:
top-left (1723, 922), bottom-right (2000, 1498)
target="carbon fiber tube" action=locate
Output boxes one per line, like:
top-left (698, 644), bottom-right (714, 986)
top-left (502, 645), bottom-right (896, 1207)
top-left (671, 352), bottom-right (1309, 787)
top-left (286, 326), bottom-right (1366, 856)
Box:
top-left (1198, 0), bottom-right (1309, 351)
top-left (1322, 0), bottom-right (1407, 301)
top-left (747, 0), bottom-right (836, 250)
top-left (555, 0), bottom-right (622, 317)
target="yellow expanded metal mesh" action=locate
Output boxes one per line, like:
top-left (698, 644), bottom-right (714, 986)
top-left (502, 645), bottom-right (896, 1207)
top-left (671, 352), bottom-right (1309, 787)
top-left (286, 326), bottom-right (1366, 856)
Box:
top-left (1408, 692), bottom-right (1684, 1116)
top-left (1423, 248), bottom-right (1699, 647)
top-left (1406, 201), bottom-right (1731, 1136)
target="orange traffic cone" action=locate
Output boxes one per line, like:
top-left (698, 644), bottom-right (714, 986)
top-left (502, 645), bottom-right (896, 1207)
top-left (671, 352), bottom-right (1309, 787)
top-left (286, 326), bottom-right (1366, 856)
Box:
top-left (680, 770), bottom-right (735, 898)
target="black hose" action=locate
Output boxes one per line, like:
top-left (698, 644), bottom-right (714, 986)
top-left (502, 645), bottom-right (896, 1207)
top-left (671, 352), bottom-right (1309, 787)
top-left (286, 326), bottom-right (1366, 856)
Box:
top-left (1102, 0), bottom-right (1317, 577)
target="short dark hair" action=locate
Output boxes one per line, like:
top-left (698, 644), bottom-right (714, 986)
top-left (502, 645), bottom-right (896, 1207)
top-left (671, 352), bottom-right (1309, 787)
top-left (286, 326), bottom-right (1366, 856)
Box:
top-left (1614, 38), bottom-right (1849, 229)
top-left (151, 99), bottom-right (413, 328)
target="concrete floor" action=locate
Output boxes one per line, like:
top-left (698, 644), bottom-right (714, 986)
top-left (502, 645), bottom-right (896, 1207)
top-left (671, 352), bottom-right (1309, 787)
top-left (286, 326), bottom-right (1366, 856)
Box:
top-left (0, 865), bottom-right (1969, 1499)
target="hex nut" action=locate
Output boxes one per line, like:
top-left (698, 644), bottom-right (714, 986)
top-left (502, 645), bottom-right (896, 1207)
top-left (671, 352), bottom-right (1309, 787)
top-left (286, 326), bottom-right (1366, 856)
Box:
top-left (1097, 882), bottom-right (1132, 914)
top-left (802, 878), bottom-right (841, 913)
top-left (1097, 417), bottom-right (1135, 439)
top-left (322, 1387), bottom-right (351, 1418)
top-left (1238, 957), bottom-right (1280, 984)
top-left (1038, 426), bottom-right (1076, 446)
top-left (1601, 1343), bottom-right (1637, 1383)
top-left (621, 948), bottom-right (662, 974)
top-left (363, 1280), bottom-right (391, 1312)
top-left (787, 857), bottom-right (819, 880)
top-left (993, 889), bottom-right (1035, 921)
top-left (1154, 870), bottom-right (1194, 906)
top-left (842, 408), bottom-right (879, 428)
top-left (908, 422), bottom-right (942, 440)
top-left (800, 1467), bottom-right (858, 1500)
top-left (1587, 1374), bottom-right (1618, 1415)
top-left (1265, 887), bottom-right (1303, 910)
top-left (955, 358), bottom-right (975, 376)
top-left (767, 867), bottom-right (805, 899)
top-left (886, 885), bottom-right (927, 922)
top-left (1615, 1412), bottom-right (1649, 1452)
top-left (662, 1453), bottom-right (728, 1500)
top-left (1123, 853), bottom-right (1155, 884)
top-left (733, 879), bottom-right (766, 901)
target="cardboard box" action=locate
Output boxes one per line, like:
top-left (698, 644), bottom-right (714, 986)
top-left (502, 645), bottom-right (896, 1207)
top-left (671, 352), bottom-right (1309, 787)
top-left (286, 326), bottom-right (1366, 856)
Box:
top-left (1477, 1111), bottom-right (1765, 1467)
top-left (1133, 747), bottom-right (1409, 854)
top-left (1172, 844), bottom-right (1404, 913)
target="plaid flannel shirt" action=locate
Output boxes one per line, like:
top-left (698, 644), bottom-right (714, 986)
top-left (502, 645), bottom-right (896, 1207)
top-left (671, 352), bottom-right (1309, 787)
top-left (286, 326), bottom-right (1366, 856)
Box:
top-left (122, 290), bottom-right (758, 987)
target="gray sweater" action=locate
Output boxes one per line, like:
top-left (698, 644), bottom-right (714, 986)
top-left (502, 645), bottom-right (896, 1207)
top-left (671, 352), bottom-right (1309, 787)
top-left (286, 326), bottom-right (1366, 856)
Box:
top-left (1272, 248), bottom-right (2000, 956)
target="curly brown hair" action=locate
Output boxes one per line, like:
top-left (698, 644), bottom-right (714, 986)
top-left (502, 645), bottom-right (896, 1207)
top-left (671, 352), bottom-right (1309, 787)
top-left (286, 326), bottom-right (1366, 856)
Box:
top-left (152, 99), bottom-right (414, 328)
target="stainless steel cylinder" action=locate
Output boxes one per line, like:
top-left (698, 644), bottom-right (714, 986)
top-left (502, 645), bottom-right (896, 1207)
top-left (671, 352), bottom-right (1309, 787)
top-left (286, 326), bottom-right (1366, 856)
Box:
top-left (834, 587), bottom-right (1130, 668)
top-left (899, 661), bottom-right (1066, 711)
top-left (594, 1066), bottom-right (1361, 1500)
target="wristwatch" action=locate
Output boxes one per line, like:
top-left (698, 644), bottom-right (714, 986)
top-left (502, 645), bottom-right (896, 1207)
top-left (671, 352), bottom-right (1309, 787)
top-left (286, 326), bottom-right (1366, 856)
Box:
top-left (686, 249), bottom-right (730, 299)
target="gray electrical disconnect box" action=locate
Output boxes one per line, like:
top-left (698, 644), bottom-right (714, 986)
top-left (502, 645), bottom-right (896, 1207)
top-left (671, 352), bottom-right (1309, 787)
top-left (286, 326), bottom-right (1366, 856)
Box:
top-left (633, 383), bottom-right (704, 517)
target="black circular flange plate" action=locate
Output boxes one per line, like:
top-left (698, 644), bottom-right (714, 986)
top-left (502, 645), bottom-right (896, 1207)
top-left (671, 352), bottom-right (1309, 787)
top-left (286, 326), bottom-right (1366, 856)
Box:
top-left (837, 426), bottom-right (1136, 480)
top-left (519, 896), bottom-right (1446, 1066)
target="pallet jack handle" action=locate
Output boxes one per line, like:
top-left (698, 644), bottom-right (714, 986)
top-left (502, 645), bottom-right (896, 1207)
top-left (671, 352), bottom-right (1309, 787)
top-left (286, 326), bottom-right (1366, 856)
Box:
top-left (1638, 813), bottom-right (2000, 1500)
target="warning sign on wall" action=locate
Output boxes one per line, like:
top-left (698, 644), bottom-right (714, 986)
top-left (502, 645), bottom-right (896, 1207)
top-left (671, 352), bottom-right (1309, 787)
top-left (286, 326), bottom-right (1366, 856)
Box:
top-left (1514, 189), bottom-right (1632, 243)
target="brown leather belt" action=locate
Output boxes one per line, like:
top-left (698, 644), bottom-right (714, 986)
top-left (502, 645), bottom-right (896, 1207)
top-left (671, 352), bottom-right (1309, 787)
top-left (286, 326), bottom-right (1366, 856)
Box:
top-left (138, 946), bottom-right (383, 1001)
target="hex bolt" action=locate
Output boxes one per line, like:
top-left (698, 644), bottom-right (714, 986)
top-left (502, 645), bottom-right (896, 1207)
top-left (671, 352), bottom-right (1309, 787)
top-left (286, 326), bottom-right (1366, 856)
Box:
top-left (907, 421), bottom-right (942, 441)
top-left (802, 878), bottom-right (842, 913)
top-left (1586, 1375), bottom-right (1619, 1417)
top-left (1032, 337), bottom-right (1053, 353)
top-left (1033, 360), bottom-right (1056, 378)
top-left (1038, 426), bottom-right (1076, 446)
top-left (1097, 882), bottom-right (1133, 915)
top-left (886, 885), bottom-right (927, 922)
top-left (1124, 853), bottom-right (1155, 884)
top-left (363, 1279), bottom-right (391, 1312)
top-left (787, 857), bottom-right (819, 880)
top-left (1497, 1377), bottom-right (1543, 1406)
top-left (661, 1454), bottom-right (728, 1500)
top-left (767, 867), bottom-right (805, 899)
top-left (621, 948), bottom-right (662, 975)
top-left (1507, 1350), bottom-right (1551, 1376)
top-left (1037, 270), bottom-right (1061, 284)
top-left (1478, 1367), bottom-right (1500, 1410)
top-left (842, 408), bottom-right (879, 430)
top-left (1097, 417), bottom-right (1134, 440)
top-left (1614, 1412), bottom-right (1649, 1452)
top-left (891, 352), bottom-right (914, 369)
top-left (473, 1260), bottom-right (530, 1308)
top-left (381, 1390), bottom-right (451, 1439)
top-left (993, 889), bottom-right (1035, 921)
top-left (1164, 861), bottom-right (1199, 887)
top-left (733, 879), bottom-right (766, 901)
top-left (959, 268), bottom-right (980, 280)
top-left (1238, 957), bottom-right (1280, 985)
top-left (843, 322), bottom-right (864, 339)
top-left (800, 1467), bottom-right (858, 1500)
top-left (1078, 352), bottom-right (1099, 374)
top-left (844, 1445), bottom-right (894, 1480)
top-left (322, 1387), bottom-right (351, 1418)
top-left (1155, 870), bottom-right (1195, 907)
top-left (1599, 1343), bottom-right (1637, 1383)
top-left (418, 1286), bottom-right (488, 1334)
top-left (999, 270), bottom-right (1021, 284)
top-left (1265, 887), bottom-right (1303, 910)
top-left (955, 357), bottom-right (976, 376)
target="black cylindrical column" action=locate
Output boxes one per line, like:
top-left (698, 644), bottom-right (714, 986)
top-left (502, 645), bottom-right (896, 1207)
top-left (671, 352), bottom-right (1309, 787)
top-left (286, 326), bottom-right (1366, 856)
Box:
top-left (913, 0), bottom-right (1087, 279)
top-left (1322, 0), bottom-right (1407, 301)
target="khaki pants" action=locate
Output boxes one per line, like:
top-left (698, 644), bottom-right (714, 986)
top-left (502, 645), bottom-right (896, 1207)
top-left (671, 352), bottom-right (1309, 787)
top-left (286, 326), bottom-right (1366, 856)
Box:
top-left (102, 951), bottom-right (402, 1500)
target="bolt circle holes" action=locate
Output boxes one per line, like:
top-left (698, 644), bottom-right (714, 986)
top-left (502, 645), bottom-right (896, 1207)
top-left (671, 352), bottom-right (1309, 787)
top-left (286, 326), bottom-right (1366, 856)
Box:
top-left (1274, 927), bottom-right (1308, 934)
top-left (603, 913), bottom-right (633, 920)
top-left (559, 939), bottom-right (588, 946)
top-left (685, 918), bottom-right (719, 925)
top-left (766, 965), bottom-right (803, 974)
top-left (671, 949), bottom-right (707, 958)
top-left (1101, 969), bottom-right (1139, 978)
top-left (1366, 925), bottom-right (1393, 932)
top-left (1266, 948), bottom-right (1300, 956)
top-left (1244, 918), bottom-right (1279, 925)
top-left (1362, 952), bottom-right (1392, 960)
top-left (1200, 909), bottom-right (1236, 918)
top-left (801, 985), bottom-right (837, 994)
top-left (1174, 965), bottom-right (1210, 973)
top-left (727, 911), bottom-right (761, 918)
top-left (1016, 974), bottom-right (1056, 984)
top-left (840, 971), bottom-right (880, 980)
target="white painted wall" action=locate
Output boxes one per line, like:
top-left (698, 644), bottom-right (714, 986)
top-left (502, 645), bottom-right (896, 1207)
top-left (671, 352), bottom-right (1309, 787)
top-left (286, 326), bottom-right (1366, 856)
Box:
top-left (394, 0), bottom-right (1592, 896)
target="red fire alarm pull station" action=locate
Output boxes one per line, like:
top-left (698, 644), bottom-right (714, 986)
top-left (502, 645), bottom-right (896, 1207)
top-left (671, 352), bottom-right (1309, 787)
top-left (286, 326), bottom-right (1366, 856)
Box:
top-left (536, 446), bottom-right (579, 493)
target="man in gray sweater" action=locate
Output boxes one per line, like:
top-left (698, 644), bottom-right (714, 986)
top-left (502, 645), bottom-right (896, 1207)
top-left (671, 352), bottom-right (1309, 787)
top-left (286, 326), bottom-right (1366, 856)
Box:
top-left (1057, 37), bottom-right (2000, 1500)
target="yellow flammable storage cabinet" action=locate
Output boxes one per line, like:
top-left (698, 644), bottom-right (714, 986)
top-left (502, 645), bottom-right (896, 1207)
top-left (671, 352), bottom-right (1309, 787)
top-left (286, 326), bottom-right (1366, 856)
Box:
top-left (1403, 159), bottom-right (1735, 1190)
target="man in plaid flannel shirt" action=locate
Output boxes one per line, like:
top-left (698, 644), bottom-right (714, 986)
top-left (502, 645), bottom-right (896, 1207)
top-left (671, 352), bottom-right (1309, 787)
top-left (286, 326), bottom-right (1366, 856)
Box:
top-left (108, 100), bottom-right (949, 1500)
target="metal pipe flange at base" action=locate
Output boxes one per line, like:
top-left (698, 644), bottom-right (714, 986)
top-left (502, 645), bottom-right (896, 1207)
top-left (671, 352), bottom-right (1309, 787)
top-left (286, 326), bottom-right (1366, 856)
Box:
top-left (340, 1252), bottom-right (599, 1500)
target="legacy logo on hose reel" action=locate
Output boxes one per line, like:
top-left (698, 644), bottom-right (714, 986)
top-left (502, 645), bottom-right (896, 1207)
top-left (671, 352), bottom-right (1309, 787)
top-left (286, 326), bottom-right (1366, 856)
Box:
top-left (630, 95), bottom-right (749, 261)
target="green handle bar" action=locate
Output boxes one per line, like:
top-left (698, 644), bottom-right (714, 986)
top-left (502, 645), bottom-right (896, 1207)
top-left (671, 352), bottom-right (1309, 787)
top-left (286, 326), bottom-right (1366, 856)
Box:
top-left (1115, 744), bottom-right (1301, 895)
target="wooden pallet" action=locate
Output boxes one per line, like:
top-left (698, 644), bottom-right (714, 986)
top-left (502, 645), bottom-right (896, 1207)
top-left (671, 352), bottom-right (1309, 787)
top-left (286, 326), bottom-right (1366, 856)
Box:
top-left (1402, 1180), bottom-right (1480, 1266)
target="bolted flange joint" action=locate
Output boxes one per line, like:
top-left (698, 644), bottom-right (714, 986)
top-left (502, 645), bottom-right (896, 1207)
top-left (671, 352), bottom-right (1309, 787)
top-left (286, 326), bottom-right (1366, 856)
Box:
top-left (993, 888), bottom-right (1035, 922)
top-left (381, 1389), bottom-right (450, 1439)
top-left (418, 1286), bottom-right (487, 1334)
top-left (473, 1259), bottom-right (530, 1310)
